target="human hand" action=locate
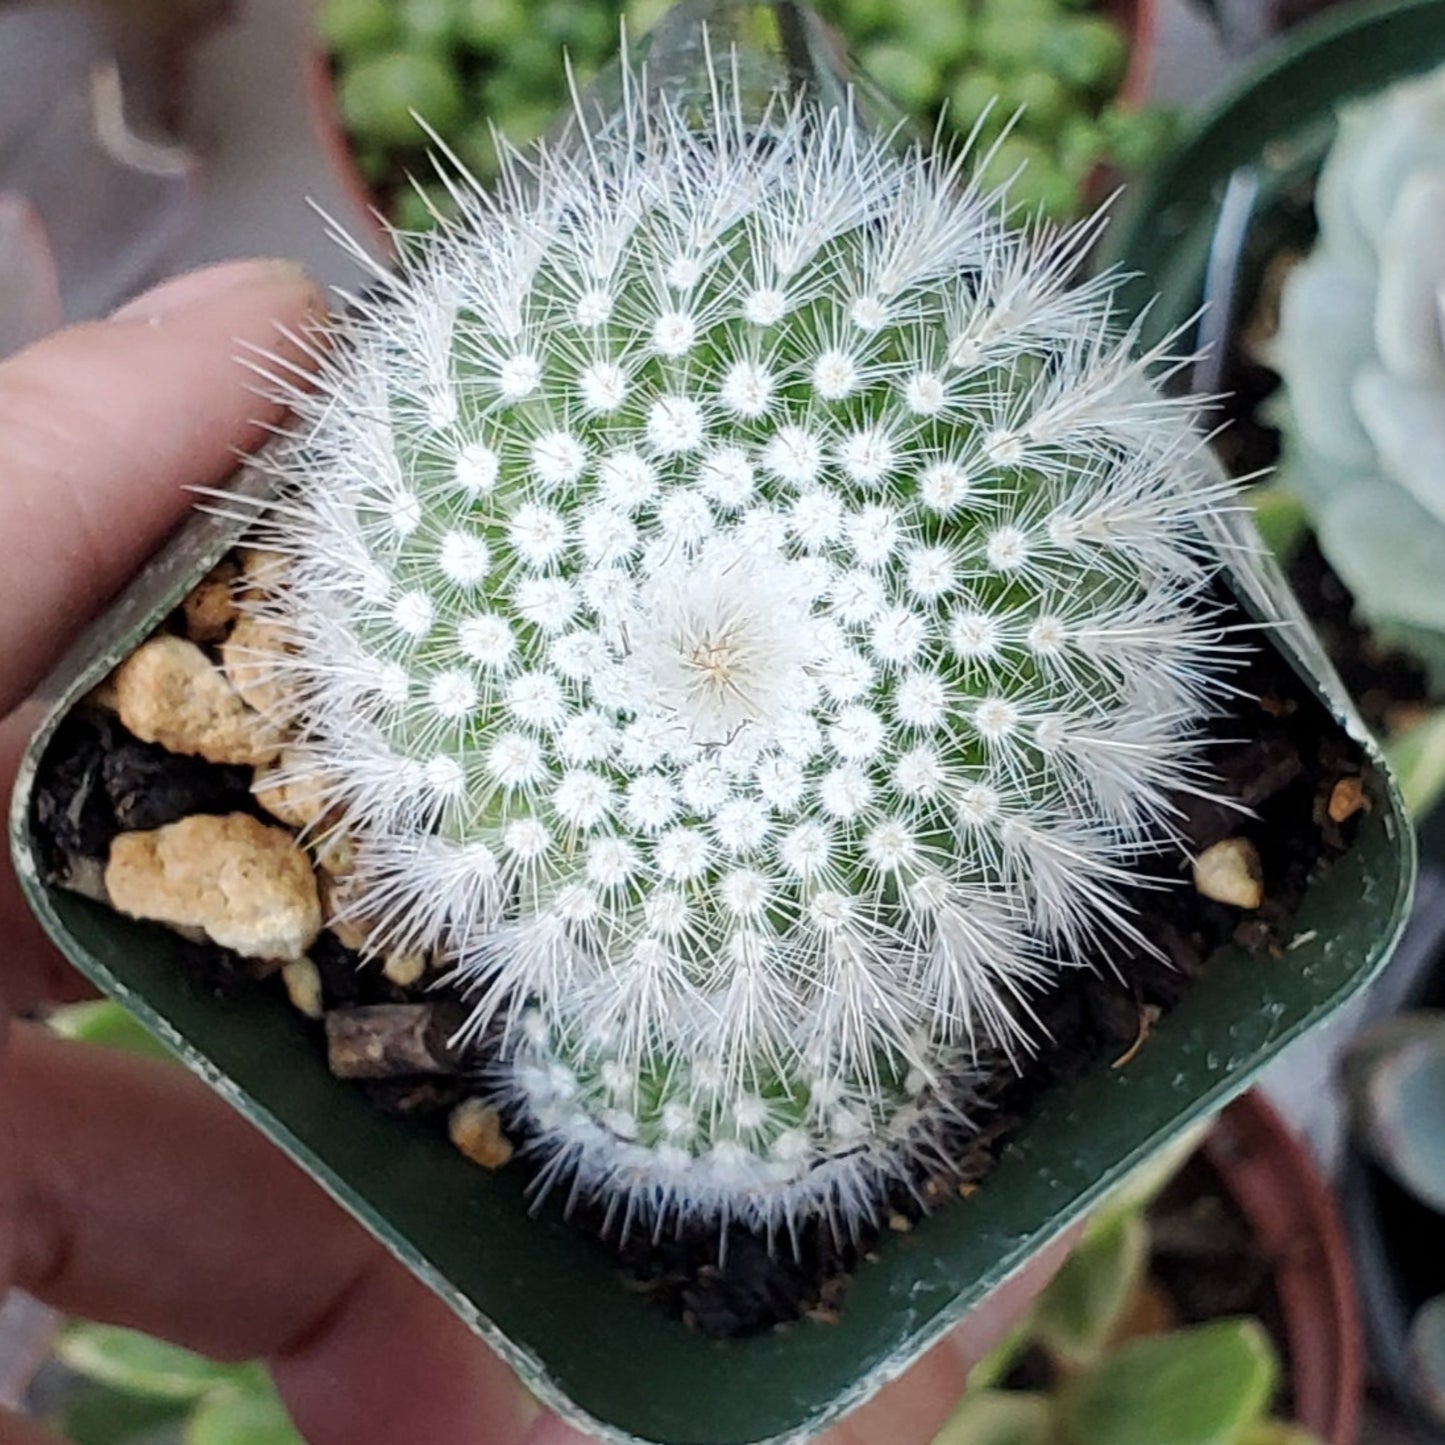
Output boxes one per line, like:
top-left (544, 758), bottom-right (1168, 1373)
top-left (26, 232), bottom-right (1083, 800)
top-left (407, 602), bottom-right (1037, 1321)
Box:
top-left (0, 262), bottom-right (1069, 1445)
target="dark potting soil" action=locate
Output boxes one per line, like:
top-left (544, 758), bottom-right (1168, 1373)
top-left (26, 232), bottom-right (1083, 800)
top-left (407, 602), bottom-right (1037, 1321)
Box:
top-left (30, 590), bottom-right (1369, 1340)
top-left (1286, 536), bottom-right (1430, 738)
top-left (33, 709), bottom-right (260, 872)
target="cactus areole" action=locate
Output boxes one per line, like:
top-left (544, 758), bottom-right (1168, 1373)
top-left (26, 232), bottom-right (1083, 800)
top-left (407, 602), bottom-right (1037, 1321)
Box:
top-left (240, 54), bottom-right (1238, 1243)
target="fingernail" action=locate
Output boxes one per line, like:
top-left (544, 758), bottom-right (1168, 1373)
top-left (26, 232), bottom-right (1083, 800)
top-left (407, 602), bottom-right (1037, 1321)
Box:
top-left (111, 259), bottom-right (315, 323)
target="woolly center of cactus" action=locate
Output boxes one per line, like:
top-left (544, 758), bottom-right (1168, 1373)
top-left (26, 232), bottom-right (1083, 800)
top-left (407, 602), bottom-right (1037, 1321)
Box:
top-left (626, 542), bottom-right (824, 752)
top-left (252, 95), bottom-right (1230, 1227)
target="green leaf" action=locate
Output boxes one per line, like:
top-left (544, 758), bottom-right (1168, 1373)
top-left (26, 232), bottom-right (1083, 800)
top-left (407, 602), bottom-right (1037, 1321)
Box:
top-left (931, 1389), bottom-right (1052, 1445)
top-left (1095, 1122), bottom-right (1211, 1223)
top-left (965, 1317), bottom-right (1036, 1392)
top-left (454, 0), bottom-right (526, 52)
top-left (1057, 1319), bottom-right (1279, 1445)
top-left (1245, 486), bottom-right (1310, 569)
top-left (1035, 16), bottom-right (1128, 96)
top-left (49, 1000), bottom-right (178, 1062)
top-left (317, 0), bottom-right (400, 54)
top-left (1029, 1209), bottom-right (1149, 1368)
top-left (859, 41), bottom-right (941, 110)
top-left (57, 1380), bottom-right (192, 1445)
top-left (56, 1324), bottom-right (248, 1402)
top-left (337, 50), bottom-right (466, 146)
top-left (185, 1385), bottom-right (305, 1445)
top-left (1384, 706), bottom-right (1445, 821)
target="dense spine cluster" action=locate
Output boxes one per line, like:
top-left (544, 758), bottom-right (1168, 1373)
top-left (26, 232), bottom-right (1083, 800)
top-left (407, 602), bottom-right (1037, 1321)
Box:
top-left (244, 61), bottom-right (1233, 1238)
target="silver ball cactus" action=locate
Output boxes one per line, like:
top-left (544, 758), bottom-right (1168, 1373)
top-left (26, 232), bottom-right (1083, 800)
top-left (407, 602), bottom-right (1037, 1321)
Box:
top-left (243, 54), bottom-right (1234, 1237)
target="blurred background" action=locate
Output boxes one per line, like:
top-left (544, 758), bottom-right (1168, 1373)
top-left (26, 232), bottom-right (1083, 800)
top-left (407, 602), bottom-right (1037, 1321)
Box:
top-left (3, 1), bottom-right (1444, 1442)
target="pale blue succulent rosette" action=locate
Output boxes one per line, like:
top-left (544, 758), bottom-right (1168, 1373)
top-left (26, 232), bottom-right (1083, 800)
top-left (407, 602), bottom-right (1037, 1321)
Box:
top-left (6, 4), bottom-right (1416, 1442)
top-left (1270, 60), bottom-right (1445, 691)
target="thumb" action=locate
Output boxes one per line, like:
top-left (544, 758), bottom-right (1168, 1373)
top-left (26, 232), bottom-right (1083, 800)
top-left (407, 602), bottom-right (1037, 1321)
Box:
top-left (0, 259), bottom-right (323, 715)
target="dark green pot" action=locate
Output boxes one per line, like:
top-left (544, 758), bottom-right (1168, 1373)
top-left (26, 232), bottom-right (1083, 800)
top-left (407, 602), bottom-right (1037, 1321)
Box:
top-left (6, 5), bottom-right (1421, 1441)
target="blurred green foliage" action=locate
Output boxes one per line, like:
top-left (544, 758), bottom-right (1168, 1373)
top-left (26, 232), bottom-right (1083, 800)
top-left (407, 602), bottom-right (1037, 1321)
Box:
top-left (319, 0), bottom-right (1184, 228)
top-left (932, 1163), bottom-right (1327, 1445)
top-left (48, 1324), bottom-right (302, 1445)
top-left (48, 998), bottom-right (177, 1062)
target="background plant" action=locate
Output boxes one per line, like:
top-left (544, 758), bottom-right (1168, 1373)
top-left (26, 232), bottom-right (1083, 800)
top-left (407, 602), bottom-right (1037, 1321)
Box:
top-left (41, 1322), bottom-right (300, 1445)
top-left (1266, 60), bottom-right (1445, 811)
top-left (319, 0), bottom-right (1181, 227)
top-left (932, 1157), bottom-right (1327, 1445)
top-left (1344, 1010), bottom-right (1445, 1432)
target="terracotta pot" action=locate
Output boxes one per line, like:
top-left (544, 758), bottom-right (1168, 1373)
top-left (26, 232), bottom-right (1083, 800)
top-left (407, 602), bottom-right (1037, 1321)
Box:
top-left (305, 49), bottom-right (390, 255)
top-left (1206, 1092), bottom-right (1364, 1445)
top-left (1113, 0), bottom-right (1158, 108)
top-left (307, 0), bottom-right (1161, 253)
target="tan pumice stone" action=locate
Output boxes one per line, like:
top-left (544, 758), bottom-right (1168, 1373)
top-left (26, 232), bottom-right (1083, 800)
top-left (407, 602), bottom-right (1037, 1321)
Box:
top-left (106, 813), bottom-right (322, 960)
top-left (113, 635), bottom-right (278, 768)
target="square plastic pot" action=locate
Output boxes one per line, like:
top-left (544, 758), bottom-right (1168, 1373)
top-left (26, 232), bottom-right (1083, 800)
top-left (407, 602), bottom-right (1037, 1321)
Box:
top-left (6, 441), bottom-right (1417, 1444)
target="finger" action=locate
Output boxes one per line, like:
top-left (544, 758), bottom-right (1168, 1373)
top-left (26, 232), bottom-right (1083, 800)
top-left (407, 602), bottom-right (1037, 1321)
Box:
top-left (0, 259), bottom-right (323, 716)
top-left (522, 1416), bottom-right (594, 1444)
top-left (0, 1409), bottom-right (68, 1444)
top-left (3, 1027), bottom-right (533, 1445)
top-left (272, 1247), bottom-right (537, 1445)
top-left (823, 1333), bottom-right (971, 1445)
top-left (2, 1031), bottom-right (1071, 1445)
top-left (0, 261), bottom-right (323, 1013)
